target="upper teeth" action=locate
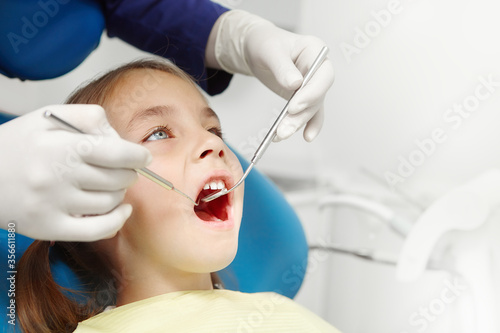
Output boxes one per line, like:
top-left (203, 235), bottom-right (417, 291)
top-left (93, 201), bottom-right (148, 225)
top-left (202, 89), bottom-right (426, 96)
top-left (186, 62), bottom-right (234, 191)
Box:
top-left (203, 180), bottom-right (226, 190)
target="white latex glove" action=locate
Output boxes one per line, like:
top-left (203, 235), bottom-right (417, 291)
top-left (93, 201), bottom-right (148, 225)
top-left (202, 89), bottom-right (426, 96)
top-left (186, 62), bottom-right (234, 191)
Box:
top-left (0, 105), bottom-right (152, 241)
top-left (214, 10), bottom-right (335, 142)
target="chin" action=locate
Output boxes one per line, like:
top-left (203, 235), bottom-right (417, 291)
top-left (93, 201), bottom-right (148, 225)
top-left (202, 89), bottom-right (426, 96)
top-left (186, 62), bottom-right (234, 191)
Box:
top-left (187, 241), bottom-right (239, 274)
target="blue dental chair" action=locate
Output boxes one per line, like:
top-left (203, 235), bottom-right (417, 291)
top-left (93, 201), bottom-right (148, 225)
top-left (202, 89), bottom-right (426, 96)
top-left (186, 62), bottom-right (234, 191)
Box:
top-left (0, 1), bottom-right (308, 328)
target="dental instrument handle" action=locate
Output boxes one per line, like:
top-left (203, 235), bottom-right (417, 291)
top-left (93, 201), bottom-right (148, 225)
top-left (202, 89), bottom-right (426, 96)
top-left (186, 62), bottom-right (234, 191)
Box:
top-left (232, 162), bottom-right (254, 189)
top-left (121, 167), bottom-right (197, 205)
top-left (134, 168), bottom-right (173, 190)
top-left (43, 111), bottom-right (198, 206)
top-left (251, 46), bottom-right (329, 165)
top-left (201, 47), bottom-right (329, 203)
top-left (135, 168), bottom-right (198, 204)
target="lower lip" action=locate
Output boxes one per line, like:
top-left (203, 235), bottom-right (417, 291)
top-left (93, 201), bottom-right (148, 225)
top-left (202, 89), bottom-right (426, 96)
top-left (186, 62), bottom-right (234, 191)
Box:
top-left (198, 217), bottom-right (234, 230)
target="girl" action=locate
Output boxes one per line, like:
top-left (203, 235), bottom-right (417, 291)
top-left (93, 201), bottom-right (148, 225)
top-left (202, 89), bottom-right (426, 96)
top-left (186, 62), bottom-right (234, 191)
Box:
top-left (17, 59), bottom-right (339, 332)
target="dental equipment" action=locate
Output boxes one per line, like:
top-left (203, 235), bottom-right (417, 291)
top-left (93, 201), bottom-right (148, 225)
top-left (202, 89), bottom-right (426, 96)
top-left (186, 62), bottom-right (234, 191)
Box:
top-left (310, 243), bottom-right (400, 267)
top-left (43, 110), bottom-right (199, 206)
top-left (319, 194), bottom-right (414, 237)
top-left (309, 244), bottom-right (445, 270)
top-left (201, 46), bottom-right (330, 203)
top-left (396, 169), bottom-right (500, 333)
top-left (396, 169), bottom-right (500, 282)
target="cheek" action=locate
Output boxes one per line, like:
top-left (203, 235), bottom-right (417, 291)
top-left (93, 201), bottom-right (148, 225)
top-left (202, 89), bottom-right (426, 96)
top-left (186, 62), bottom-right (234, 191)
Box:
top-left (233, 185), bottom-right (244, 228)
top-left (124, 176), bottom-right (172, 209)
top-left (225, 149), bottom-right (245, 222)
top-left (226, 150), bottom-right (244, 178)
top-left (122, 178), bottom-right (185, 240)
top-left (120, 182), bottom-right (200, 271)
top-left (145, 148), bottom-right (185, 187)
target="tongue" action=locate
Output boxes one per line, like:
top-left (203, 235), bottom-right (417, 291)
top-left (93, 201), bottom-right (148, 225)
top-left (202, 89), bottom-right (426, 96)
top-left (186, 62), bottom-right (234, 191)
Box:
top-left (194, 189), bottom-right (227, 222)
top-left (195, 211), bottom-right (217, 221)
top-left (194, 202), bottom-right (222, 222)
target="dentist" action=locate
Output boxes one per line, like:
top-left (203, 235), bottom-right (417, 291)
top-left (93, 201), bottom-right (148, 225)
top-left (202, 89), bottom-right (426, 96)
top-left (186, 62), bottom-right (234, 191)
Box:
top-left (0, 0), bottom-right (334, 241)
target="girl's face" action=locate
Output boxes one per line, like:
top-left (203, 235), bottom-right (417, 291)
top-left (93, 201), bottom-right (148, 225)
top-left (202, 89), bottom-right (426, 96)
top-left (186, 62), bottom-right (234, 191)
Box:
top-left (102, 69), bottom-right (244, 281)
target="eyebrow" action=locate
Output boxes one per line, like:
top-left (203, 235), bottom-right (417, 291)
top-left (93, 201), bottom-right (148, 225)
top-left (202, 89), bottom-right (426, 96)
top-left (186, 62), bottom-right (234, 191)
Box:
top-left (127, 105), bottom-right (173, 132)
top-left (126, 105), bottom-right (220, 132)
top-left (202, 106), bottom-right (220, 123)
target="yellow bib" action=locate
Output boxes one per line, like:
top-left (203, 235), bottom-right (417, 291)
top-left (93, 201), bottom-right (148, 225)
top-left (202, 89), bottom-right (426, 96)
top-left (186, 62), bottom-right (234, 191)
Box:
top-left (74, 290), bottom-right (340, 332)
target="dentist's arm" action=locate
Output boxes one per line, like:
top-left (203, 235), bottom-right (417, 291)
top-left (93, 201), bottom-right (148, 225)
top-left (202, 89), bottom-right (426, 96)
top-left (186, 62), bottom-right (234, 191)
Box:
top-left (205, 10), bottom-right (335, 142)
top-left (100, 0), bottom-right (232, 95)
top-left (0, 105), bottom-right (152, 242)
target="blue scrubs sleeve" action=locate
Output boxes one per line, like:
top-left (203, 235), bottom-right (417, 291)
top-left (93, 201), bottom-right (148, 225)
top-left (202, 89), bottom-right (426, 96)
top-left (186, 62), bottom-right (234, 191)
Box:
top-left (0, 0), bottom-right (105, 81)
top-left (100, 0), bottom-right (233, 95)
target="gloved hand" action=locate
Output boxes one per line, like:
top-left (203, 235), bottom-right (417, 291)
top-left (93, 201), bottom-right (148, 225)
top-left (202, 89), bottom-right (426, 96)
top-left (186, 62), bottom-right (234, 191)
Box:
top-left (214, 10), bottom-right (335, 142)
top-left (0, 105), bottom-right (152, 241)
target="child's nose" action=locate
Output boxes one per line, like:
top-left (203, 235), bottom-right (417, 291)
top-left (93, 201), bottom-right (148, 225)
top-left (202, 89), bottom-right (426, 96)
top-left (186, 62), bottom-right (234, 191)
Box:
top-left (200, 148), bottom-right (224, 159)
top-left (196, 130), bottom-right (226, 160)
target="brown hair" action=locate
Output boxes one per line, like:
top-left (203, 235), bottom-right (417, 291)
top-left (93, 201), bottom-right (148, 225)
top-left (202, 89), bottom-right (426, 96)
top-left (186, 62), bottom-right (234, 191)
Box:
top-left (16, 59), bottom-right (221, 332)
top-left (65, 58), bottom-right (198, 106)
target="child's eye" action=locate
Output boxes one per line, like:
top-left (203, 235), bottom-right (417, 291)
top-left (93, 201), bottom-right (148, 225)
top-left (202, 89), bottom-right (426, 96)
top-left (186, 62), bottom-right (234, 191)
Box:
top-left (144, 126), bottom-right (173, 142)
top-left (208, 127), bottom-right (224, 140)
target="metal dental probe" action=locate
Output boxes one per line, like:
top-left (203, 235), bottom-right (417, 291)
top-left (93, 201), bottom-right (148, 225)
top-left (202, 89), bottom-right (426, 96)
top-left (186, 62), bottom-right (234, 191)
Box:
top-left (201, 46), bottom-right (330, 203)
top-left (43, 111), bottom-right (199, 206)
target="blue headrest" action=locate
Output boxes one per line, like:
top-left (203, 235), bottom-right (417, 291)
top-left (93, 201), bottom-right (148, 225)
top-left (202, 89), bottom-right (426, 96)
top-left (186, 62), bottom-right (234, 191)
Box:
top-left (0, 114), bottom-right (308, 330)
top-left (219, 152), bottom-right (309, 297)
top-left (0, 113), bottom-right (16, 123)
top-left (0, 0), bottom-right (104, 80)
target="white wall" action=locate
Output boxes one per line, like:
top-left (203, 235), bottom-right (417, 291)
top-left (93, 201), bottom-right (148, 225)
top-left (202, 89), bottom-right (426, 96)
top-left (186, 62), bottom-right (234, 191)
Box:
top-left (298, 0), bottom-right (500, 200)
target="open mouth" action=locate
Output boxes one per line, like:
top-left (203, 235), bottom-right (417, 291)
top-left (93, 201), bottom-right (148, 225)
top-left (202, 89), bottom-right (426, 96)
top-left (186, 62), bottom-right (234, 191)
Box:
top-left (194, 180), bottom-right (230, 222)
